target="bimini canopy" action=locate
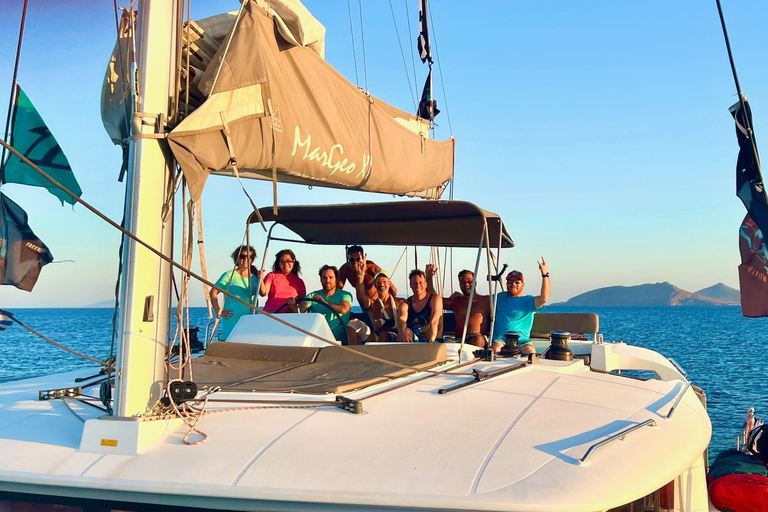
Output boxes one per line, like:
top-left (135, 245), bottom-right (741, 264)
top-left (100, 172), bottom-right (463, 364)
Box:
top-left (248, 201), bottom-right (514, 248)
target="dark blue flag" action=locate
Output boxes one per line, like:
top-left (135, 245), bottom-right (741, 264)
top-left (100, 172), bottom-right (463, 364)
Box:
top-left (417, 0), bottom-right (431, 64)
top-left (0, 192), bottom-right (53, 291)
top-left (731, 100), bottom-right (768, 234)
top-left (417, 70), bottom-right (440, 121)
top-left (730, 99), bottom-right (768, 316)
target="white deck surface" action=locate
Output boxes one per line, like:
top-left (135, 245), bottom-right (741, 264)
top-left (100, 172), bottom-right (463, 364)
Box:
top-left (0, 345), bottom-right (711, 511)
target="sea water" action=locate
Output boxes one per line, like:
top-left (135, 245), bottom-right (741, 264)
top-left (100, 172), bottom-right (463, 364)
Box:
top-left (1, 305), bottom-right (766, 460)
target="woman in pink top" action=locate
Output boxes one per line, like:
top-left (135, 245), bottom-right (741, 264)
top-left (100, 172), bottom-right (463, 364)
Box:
top-left (259, 249), bottom-right (307, 312)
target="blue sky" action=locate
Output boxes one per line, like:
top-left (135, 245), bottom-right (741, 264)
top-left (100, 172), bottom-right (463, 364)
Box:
top-left (0, 0), bottom-right (766, 308)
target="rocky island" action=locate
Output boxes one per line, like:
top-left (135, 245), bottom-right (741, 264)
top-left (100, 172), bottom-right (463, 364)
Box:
top-left (559, 282), bottom-right (740, 307)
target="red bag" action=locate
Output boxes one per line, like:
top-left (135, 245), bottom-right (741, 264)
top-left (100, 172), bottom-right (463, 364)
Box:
top-left (709, 473), bottom-right (768, 512)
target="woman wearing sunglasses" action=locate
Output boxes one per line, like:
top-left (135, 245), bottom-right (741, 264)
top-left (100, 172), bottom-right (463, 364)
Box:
top-left (259, 249), bottom-right (307, 313)
top-left (210, 245), bottom-right (263, 340)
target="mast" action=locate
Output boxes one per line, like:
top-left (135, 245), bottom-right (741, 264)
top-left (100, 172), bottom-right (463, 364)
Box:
top-left (114, 0), bottom-right (178, 417)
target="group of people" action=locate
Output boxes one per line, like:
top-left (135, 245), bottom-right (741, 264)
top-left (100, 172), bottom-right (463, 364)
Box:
top-left (210, 244), bottom-right (551, 354)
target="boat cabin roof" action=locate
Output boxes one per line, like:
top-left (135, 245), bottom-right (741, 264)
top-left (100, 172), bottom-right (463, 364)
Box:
top-left (248, 200), bottom-right (514, 248)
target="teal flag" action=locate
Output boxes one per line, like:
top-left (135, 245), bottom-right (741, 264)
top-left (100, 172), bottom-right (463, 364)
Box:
top-left (1, 84), bottom-right (82, 205)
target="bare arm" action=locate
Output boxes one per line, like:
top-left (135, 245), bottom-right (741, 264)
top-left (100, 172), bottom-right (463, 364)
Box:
top-left (353, 258), bottom-right (373, 309)
top-left (317, 294), bottom-right (352, 315)
top-left (425, 263), bottom-right (438, 295)
top-left (209, 287), bottom-right (230, 318)
top-left (397, 301), bottom-right (412, 341)
top-left (356, 275), bottom-right (373, 310)
top-left (259, 272), bottom-right (271, 297)
top-left (534, 257), bottom-right (550, 309)
top-left (336, 266), bottom-right (347, 289)
top-left (427, 294), bottom-right (443, 343)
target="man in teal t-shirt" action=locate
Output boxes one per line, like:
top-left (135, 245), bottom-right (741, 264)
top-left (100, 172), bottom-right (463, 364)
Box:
top-left (491, 257), bottom-right (551, 355)
top-left (299, 265), bottom-right (353, 343)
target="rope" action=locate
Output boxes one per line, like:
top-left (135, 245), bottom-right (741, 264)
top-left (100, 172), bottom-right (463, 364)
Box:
top-left (358, 0), bottom-right (369, 91)
top-left (208, 0), bottom-right (246, 95)
top-left (219, 112), bottom-right (266, 229)
top-left (715, 0), bottom-right (762, 190)
top-left (108, 189), bottom-right (128, 363)
top-left (167, 380), bottom-right (209, 445)
top-left (405, 0), bottom-right (419, 100)
top-left (1, 0), bottom-right (28, 170)
top-left (0, 309), bottom-right (108, 366)
top-left (346, 0), bottom-right (360, 88)
top-left (196, 197), bottom-right (213, 317)
top-left (390, 246), bottom-right (408, 282)
top-left (183, 0), bottom-right (191, 119)
top-left (388, 0), bottom-right (417, 110)
top-left (428, 1), bottom-right (452, 137)
top-left (0, 136), bottom-right (477, 377)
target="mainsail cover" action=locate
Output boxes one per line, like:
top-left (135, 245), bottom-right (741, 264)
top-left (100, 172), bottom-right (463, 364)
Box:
top-left (0, 193), bottom-right (53, 292)
top-left (167, 0), bottom-right (454, 202)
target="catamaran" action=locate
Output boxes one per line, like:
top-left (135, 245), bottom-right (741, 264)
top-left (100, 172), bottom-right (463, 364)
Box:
top-left (0, 0), bottom-right (713, 510)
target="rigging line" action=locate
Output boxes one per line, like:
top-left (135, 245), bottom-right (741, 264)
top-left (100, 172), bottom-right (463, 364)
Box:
top-left (183, 0), bottom-right (191, 119)
top-left (169, 0), bottom-right (186, 124)
top-left (388, 0), bottom-right (417, 110)
top-left (1, 0), bottom-right (29, 172)
top-left (127, 0), bottom-right (139, 115)
top-left (358, 0), bottom-right (369, 91)
top-left (346, 0), bottom-right (360, 87)
top-left (0, 309), bottom-right (107, 365)
top-left (0, 137), bottom-right (476, 377)
top-left (390, 246), bottom-right (408, 280)
top-left (715, 0), bottom-right (762, 171)
top-left (108, 201), bottom-right (128, 362)
top-left (428, 1), bottom-right (453, 137)
top-left (209, 0), bottom-right (246, 95)
top-left (405, 0), bottom-right (419, 98)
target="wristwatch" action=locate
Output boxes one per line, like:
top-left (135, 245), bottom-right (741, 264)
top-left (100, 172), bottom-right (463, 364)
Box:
top-left (541, 273), bottom-right (550, 278)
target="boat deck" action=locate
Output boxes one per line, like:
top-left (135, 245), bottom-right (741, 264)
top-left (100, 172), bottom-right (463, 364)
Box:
top-left (192, 342), bottom-right (447, 393)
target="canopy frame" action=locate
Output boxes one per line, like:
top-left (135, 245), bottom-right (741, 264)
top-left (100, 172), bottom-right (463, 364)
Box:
top-left (245, 200), bottom-right (514, 249)
top-left (246, 201), bottom-right (514, 349)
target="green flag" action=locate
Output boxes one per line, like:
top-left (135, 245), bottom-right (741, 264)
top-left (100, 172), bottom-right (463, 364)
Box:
top-left (1, 84), bottom-right (82, 205)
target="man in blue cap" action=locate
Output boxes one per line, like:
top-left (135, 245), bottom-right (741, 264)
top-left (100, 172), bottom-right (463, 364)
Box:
top-left (491, 257), bottom-right (550, 354)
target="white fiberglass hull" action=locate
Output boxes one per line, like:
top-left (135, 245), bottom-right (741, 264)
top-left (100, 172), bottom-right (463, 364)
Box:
top-left (0, 343), bottom-right (710, 512)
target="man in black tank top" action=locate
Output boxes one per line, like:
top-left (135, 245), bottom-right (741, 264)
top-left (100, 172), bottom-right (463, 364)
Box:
top-left (397, 269), bottom-right (443, 342)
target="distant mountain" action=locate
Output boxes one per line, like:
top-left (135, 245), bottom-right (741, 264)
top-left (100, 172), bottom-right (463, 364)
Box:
top-left (86, 301), bottom-right (114, 308)
top-left (694, 283), bottom-right (741, 303)
top-left (560, 282), bottom-right (740, 307)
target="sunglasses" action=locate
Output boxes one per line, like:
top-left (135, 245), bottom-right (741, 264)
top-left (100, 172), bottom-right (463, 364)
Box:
top-left (239, 254), bottom-right (253, 260)
top-left (348, 257), bottom-right (362, 263)
top-left (279, 259), bottom-right (294, 264)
